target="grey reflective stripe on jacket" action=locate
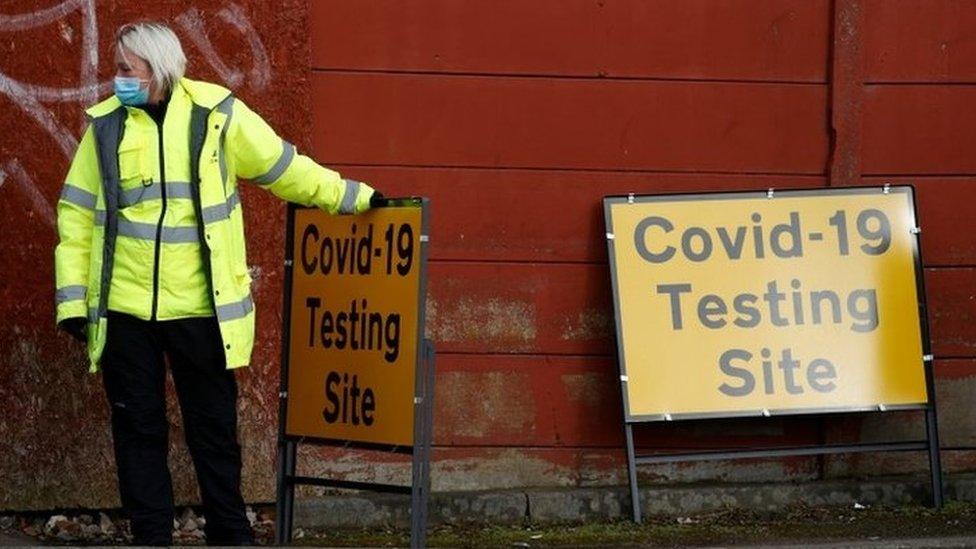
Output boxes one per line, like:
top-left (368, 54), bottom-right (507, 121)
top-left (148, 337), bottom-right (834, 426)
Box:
top-left (200, 190), bottom-right (240, 223)
top-left (60, 184), bottom-right (97, 210)
top-left (251, 139), bottom-right (295, 186)
top-left (188, 100), bottom-right (218, 313)
top-left (215, 294), bottom-right (253, 322)
top-left (216, 96), bottom-right (234, 192)
top-left (55, 285), bottom-right (87, 304)
top-left (95, 190), bottom-right (240, 227)
top-left (120, 181), bottom-right (193, 208)
top-left (92, 214), bottom-right (205, 242)
top-left (117, 219), bottom-right (200, 243)
top-left (91, 107), bottom-right (127, 324)
top-left (339, 179), bottom-right (361, 214)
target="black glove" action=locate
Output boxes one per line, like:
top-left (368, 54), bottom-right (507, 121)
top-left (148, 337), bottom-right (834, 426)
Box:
top-left (369, 191), bottom-right (386, 208)
top-left (58, 317), bottom-right (87, 343)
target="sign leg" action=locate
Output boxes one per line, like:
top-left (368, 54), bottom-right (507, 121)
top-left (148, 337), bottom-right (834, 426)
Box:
top-left (411, 340), bottom-right (435, 548)
top-left (274, 438), bottom-right (289, 545)
top-left (925, 403), bottom-right (944, 508)
top-left (410, 438), bottom-right (423, 548)
top-left (421, 341), bottom-right (435, 545)
top-left (624, 424), bottom-right (642, 523)
top-left (282, 440), bottom-right (298, 543)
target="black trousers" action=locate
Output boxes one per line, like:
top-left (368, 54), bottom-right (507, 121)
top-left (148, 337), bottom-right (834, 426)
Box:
top-left (100, 311), bottom-right (253, 546)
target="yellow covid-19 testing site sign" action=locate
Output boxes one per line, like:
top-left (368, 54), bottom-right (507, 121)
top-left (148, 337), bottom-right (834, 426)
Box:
top-left (275, 199), bottom-right (434, 547)
top-left (604, 187), bottom-right (931, 422)
top-left (282, 200), bottom-right (428, 446)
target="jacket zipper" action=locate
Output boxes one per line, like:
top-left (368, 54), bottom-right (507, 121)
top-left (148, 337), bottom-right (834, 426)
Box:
top-left (150, 117), bottom-right (166, 321)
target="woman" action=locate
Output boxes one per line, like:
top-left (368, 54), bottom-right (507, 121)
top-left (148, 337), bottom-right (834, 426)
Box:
top-left (53, 22), bottom-right (381, 546)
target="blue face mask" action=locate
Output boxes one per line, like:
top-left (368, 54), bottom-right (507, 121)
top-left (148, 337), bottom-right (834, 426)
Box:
top-left (114, 76), bottom-right (149, 106)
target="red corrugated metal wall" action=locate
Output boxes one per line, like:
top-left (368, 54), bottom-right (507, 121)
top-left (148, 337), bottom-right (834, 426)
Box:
top-left (837, 0), bottom-right (976, 477)
top-left (306, 0), bottom-right (976, 487)
top-left (2, 0), bottom-right (976, 512)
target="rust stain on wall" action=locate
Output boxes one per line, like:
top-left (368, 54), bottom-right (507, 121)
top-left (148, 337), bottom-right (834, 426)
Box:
top-left (426, 296), bottom-right (537, 349)
top-left (559, 308), bottom-right (612, 342)
top-left (435, 371), bottom-right (536, 440)
top-left (561, 373), bottom-right (604, 408)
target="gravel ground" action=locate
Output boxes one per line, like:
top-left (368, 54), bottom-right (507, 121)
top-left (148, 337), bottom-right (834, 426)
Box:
top-left (0, 505), bottom-right (276, 546)
top-left (5, 501), bottom-right (976, 547)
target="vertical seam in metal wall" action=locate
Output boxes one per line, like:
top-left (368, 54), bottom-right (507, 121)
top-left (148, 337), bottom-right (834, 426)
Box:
top-left (827, 0), bottom-right (865, 187)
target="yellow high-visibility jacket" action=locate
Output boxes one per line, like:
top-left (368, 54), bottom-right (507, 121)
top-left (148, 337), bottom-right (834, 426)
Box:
top-left (55, 77), bottom-right (375, 373)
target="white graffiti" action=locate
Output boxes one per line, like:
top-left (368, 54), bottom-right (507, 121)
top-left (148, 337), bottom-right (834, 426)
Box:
top-left (0, 0), bottom-right (272, 220)
top-left (176, 4), bottom-right (271, 91)
top-left (0, 159), bottom-right (55, 229)
top-left (0, 0), bottom-right (97, 157)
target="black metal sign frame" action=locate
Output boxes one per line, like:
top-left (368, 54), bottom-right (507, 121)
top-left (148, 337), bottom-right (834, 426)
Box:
top-left (603, 185), bottom-right (943, 522)
top-left (275, 198), bottom-right (434, 547)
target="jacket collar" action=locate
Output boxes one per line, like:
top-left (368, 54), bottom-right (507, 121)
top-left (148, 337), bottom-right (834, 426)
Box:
top-left (85, 77), bottom-right (232, 119)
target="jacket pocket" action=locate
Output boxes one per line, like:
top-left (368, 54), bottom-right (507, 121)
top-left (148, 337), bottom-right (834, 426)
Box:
top-left (117, 135), bottom-right (151, 207)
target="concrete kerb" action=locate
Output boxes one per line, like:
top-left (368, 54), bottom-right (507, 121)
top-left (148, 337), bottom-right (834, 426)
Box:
top-left (293, 490), bottom-right (528, 530)
top-left (292, 474), bottom-right (976, 530)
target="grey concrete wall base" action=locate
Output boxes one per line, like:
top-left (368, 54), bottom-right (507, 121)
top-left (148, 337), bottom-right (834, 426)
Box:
top-left (292, 474), bottom-right (976, 531)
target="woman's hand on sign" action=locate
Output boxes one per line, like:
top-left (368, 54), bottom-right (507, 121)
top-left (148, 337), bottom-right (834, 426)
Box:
top-left (369, 190), bottom-right (386, 209)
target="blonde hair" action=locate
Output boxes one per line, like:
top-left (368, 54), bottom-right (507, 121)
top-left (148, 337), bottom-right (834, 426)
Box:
top-left (117, 22), bottom-right (186, 93)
